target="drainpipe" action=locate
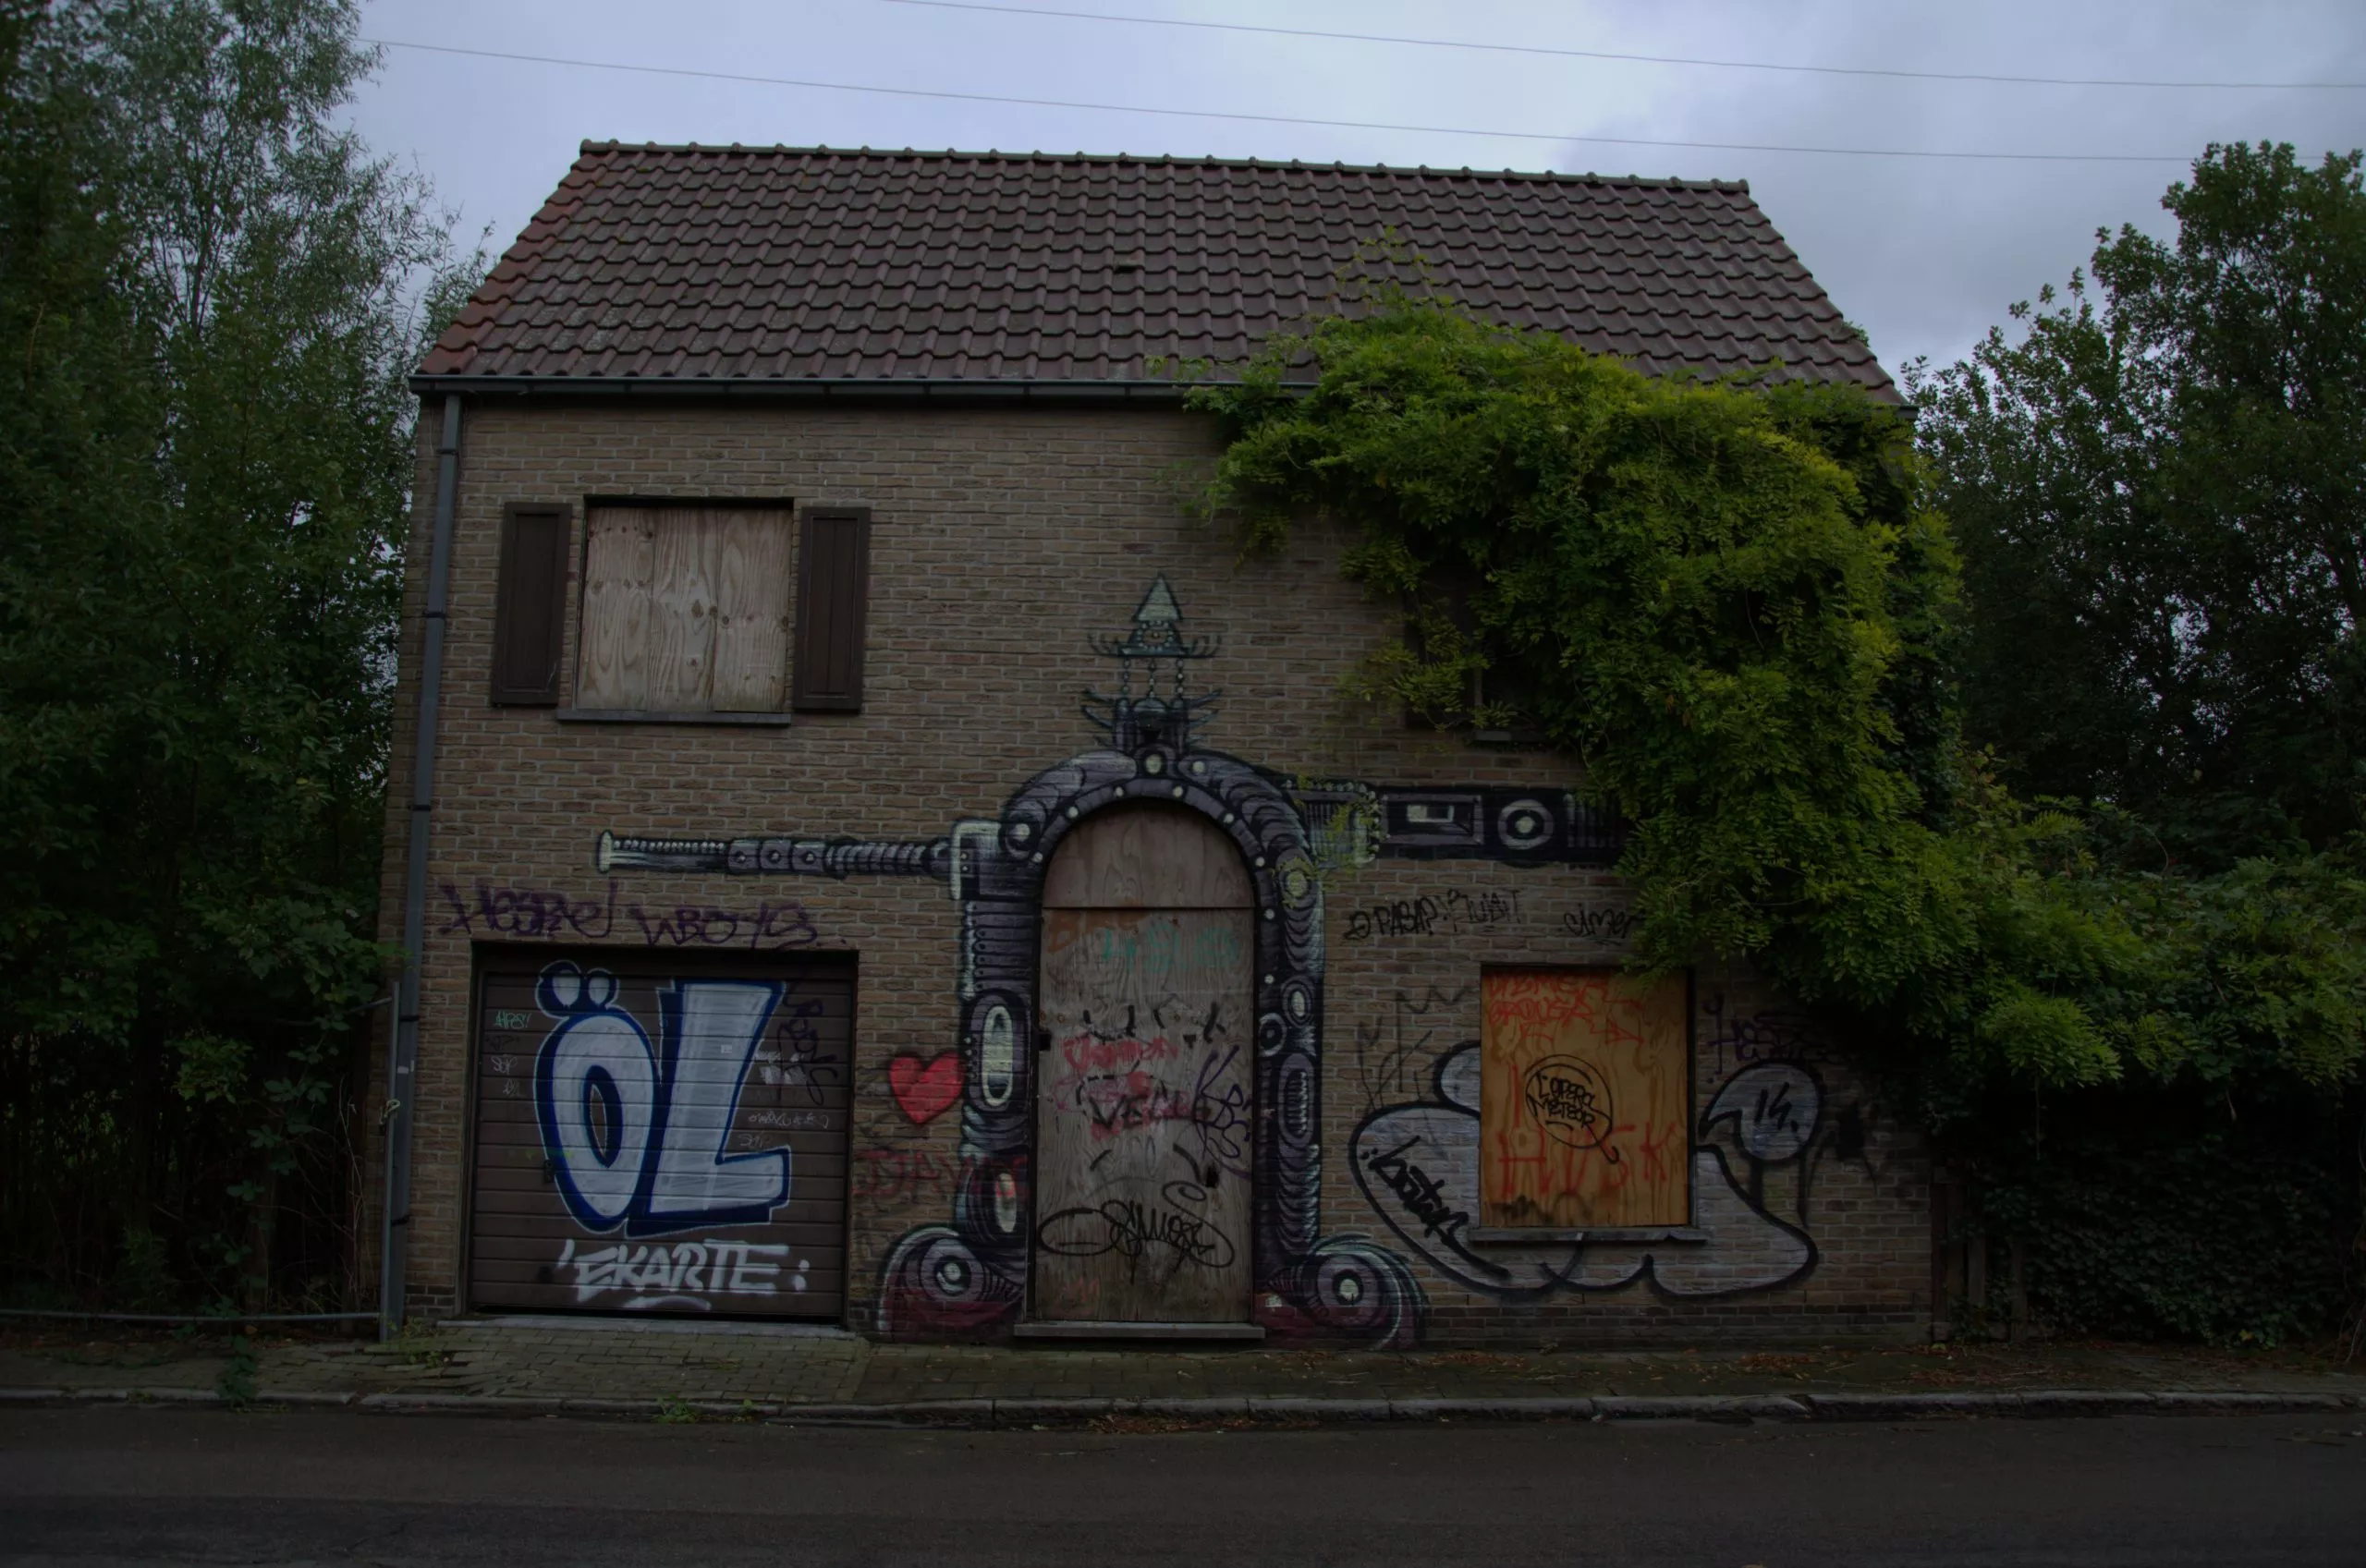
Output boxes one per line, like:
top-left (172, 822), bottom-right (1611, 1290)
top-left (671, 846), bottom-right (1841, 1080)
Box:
top-left (379, 393), bottom-right (463, 1339)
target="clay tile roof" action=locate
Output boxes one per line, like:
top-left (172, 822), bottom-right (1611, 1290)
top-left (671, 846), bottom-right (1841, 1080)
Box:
top-left (419, 143), bottom-right (1893, 397)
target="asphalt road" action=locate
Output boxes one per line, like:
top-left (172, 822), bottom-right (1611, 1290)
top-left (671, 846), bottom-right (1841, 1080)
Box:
top-left (3, 1406), bottom-right (2361, 1566)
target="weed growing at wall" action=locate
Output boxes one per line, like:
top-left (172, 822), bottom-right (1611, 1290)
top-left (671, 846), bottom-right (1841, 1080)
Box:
top-left (215, 1331), bottom-right (259, 1409)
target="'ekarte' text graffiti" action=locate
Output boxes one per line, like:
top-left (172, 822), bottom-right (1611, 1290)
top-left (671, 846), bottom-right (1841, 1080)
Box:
top-left (554, 1237), bottom-right (806, 1309)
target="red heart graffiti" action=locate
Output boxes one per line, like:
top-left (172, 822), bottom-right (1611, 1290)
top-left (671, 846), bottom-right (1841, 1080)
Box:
top-left (888, 1051), bottom-right (963, 1127)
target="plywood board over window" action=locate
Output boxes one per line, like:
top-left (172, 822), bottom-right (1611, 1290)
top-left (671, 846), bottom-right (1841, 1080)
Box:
top-left (1480, 968), bottom-right (1689, 1230)
top-left (576, 506), bottom-right (792, 711)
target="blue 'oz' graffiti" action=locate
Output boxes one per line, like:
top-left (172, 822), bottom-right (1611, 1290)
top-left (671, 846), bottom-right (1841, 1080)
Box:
top-left (532, 962), bottom-right (792, 1236)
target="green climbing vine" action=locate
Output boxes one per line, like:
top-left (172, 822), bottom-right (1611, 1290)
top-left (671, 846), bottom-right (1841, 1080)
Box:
top-left (1187, 296), bottom-right (2366, 1104)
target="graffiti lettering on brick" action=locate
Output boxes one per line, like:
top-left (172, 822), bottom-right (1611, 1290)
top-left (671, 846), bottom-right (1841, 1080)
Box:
top-left (440, 880), bottom-right (818, 951)
top-left (1351, 986), bottom-right (1473, 1114)
top-left (1342, 888), bottom-right (1522, 943)
top-left (442, 881), bottom-right (616, 942)
top-left (853, 1145), bottom-right (958, 1203)
top-left (1560, 904), bottom-right (1637, 941)
top-left (1701, 990), bottom-right (1820, 1074)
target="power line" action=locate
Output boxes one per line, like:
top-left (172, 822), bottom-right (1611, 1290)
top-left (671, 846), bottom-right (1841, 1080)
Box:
top-left (882, 0), bottom-right (2366, 91)
top-left (364, 38), bottom-right (2193, 164)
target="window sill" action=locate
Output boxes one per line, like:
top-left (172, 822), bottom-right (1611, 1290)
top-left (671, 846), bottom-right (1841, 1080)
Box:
top-left (1466, 1225), bottom-right (1708, 1245)
top-left (554, 709), bottom-right (795, 726)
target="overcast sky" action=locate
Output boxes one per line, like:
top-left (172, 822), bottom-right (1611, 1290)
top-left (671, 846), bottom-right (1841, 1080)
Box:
top-left (348, 0), bottom-right (2366, 381)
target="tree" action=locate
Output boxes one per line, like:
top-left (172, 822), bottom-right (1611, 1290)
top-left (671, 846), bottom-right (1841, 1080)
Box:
top-left (1912, 143), bottom-right (2366, 861)
top-left (0, 0), bottom-right (463, 1307)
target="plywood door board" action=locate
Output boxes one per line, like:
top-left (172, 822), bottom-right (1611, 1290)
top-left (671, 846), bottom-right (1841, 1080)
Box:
top-left (1034, 906), bottom-right (1255, 1323)
top-left (1042, 805), bottom-right (1254, 909)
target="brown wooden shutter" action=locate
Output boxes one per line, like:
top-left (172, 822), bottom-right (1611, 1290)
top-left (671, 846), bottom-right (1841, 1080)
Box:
top-left (490, 503), bottom-right (571, 705)
top-left (790, 505), bottom-right (871, 712)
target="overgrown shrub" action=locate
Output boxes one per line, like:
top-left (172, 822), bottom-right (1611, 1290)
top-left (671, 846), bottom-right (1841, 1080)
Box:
top-left (1973, 1100), bottom-right (2354, 1345)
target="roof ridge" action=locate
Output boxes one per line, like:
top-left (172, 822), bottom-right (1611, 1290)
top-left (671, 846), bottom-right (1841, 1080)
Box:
top-left (571, 140), bottom-right (1750, 193)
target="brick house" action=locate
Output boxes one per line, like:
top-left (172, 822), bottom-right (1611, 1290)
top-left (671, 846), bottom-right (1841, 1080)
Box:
top-left (376, 142), bottom-right (1929, 1345)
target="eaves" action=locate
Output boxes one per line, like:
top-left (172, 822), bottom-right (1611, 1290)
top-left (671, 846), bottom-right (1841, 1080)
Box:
top-left (405, 375), bottom-right (1211, 406)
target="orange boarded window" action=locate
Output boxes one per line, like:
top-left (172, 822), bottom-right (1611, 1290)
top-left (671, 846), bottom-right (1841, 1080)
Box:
top-left (1480, 968), bottom-right (1689, 1230)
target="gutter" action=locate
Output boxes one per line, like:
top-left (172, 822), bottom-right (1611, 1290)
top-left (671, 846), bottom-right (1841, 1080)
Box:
top-left (403, 374), bottom-right (1206, 403)
top-left (379, 393), bottom-right (463, 1339)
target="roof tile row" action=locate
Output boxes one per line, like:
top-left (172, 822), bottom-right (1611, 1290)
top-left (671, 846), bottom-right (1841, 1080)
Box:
top-left (422, 144), bottom-right (1891, 395)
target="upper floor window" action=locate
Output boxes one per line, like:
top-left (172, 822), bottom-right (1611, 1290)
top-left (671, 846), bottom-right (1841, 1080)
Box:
top-left (575, 504), bottom-right (794, 713)
top-left (490, 500), bottom-right (871, 717)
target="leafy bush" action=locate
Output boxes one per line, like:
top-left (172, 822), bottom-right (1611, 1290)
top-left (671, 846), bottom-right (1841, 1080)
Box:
top-left (1974, 1106), bottom-right (2353, 1345)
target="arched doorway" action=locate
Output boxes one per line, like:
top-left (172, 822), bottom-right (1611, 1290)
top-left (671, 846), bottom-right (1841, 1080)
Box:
top-left (1031, 804), bottom-right (1255, 1325)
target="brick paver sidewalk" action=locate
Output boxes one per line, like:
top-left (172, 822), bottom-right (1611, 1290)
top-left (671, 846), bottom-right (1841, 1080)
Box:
top-left (5, 1319), bottom-right (2360, 1419)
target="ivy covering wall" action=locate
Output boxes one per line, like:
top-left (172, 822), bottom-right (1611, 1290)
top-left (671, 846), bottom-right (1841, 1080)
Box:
top-left (1187, 251), bottom-right (2365, 1343)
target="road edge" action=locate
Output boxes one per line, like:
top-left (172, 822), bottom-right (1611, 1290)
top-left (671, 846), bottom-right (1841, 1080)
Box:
top-left (4, 1385), bottom-right (2360, 1427)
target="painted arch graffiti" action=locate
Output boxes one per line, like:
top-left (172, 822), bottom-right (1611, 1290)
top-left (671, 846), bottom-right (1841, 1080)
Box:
top-left (586, 577), bottom-right (1646, 1344)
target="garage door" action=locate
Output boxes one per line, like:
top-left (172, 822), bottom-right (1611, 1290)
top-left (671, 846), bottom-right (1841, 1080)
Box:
top-left (469, 950), bottom-right (853, 1319)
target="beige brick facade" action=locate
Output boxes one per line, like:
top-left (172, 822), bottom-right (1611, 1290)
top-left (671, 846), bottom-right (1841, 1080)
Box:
top-left (372, 398), bottom-right (1930, 1346)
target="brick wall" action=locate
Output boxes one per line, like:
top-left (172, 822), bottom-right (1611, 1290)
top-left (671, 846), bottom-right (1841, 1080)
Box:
top-left (370, 397), bottom-right (1930, 1343)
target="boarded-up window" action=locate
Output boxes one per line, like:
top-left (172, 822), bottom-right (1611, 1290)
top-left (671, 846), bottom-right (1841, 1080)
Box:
top-left (490, 503), bottom-right (571, 705)
top-left (790, 506), bottom-right (871, 711)
top-left (575, 505), bottom-right (793, 711)
top-left (1480, 968), bottom-right (1689, 1230)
